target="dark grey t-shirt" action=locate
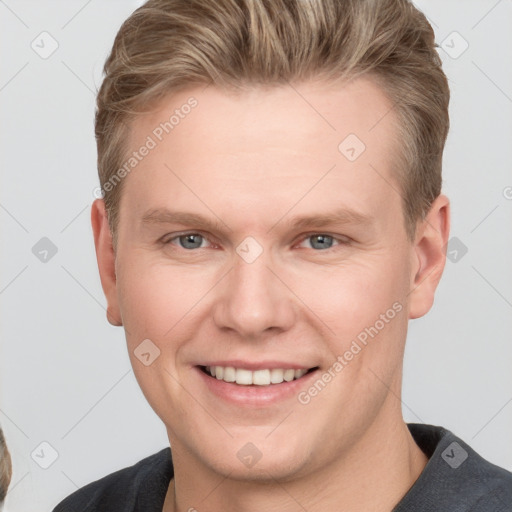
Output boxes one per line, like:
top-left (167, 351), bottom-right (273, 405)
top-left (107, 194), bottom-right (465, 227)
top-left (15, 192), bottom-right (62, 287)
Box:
top-left (53, 423), bottom-right (512, 511)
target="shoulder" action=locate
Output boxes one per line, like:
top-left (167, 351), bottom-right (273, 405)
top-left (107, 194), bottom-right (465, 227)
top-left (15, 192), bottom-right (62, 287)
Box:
top-left (52, 447), bottom-right (173, 512)
top-left (400, 424), bottom-right (512, 511)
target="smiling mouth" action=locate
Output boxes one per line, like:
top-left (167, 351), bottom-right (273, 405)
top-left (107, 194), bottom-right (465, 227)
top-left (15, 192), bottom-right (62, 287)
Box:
top-left (198, 365), bottom-right (319, 386)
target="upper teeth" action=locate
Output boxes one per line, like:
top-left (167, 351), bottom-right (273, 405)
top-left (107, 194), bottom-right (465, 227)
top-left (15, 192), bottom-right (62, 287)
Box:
top-left (205, 366), bottom-right (309, 386)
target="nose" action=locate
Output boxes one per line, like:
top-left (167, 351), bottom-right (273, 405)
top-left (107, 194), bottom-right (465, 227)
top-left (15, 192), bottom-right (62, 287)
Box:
top-left (212, 244), bottom-right (297, 339)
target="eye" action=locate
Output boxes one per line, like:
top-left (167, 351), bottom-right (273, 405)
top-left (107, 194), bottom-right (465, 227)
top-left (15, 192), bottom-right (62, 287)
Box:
top-left (160, 232), bottom-right (350, 252)
top-left (297, 234), bottom-right (349, 251)
top-left (162, 232), bottom-right (211, 250)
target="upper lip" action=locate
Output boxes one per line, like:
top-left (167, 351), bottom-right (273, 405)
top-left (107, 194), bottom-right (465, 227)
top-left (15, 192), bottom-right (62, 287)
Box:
top-left (197, 360), bottom-right (318, 371)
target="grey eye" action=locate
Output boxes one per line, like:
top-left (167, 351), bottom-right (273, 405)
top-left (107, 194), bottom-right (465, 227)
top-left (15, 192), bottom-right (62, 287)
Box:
top-left (309, 234), bottom-right (334, 250)
top-left (177, 234), bottom-right (204, 249)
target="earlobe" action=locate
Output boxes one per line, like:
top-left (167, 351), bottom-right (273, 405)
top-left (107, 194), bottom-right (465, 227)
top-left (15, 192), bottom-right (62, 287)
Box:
top-left (408, 194), bottom-right (450, 320)
top-left (91, 199), bottom-right (123, 327)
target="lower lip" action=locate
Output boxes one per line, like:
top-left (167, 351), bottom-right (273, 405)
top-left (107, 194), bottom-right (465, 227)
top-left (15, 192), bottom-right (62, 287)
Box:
top-left (195, 366), bottom-right (319, 407)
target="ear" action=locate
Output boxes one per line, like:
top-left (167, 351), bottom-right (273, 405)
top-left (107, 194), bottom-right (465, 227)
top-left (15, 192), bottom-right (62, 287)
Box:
top-left (91, 199), bottom-right (123, 326)
top-left (408, 194), bottom-right (450, 319)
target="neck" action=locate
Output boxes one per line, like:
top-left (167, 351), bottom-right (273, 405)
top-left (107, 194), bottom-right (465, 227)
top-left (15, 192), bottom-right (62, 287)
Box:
top-left (163, 402), bottom-right (428, 512)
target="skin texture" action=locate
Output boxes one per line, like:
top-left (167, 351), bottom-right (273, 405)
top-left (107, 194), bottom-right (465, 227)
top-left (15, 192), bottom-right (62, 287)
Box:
top-left (92, 77), bottom-right (450, 512)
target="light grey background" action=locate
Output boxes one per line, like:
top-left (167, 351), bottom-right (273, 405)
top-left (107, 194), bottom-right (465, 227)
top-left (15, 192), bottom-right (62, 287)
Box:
top-left (1, 1), bottom-right (511, 510)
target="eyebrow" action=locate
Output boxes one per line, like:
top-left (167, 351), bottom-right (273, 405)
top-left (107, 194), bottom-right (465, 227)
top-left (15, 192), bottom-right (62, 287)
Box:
top-left (140, 207), bottom-right (374, 233)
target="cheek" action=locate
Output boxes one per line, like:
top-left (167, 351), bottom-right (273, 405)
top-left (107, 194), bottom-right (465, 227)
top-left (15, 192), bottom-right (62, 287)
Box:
top-left (116, 260), bottom-right (192, 411)
top-left (288, 252), bottom-right (410, 341)
top-left (291, 254), bottom-right (410, 425)
top-left (116, 256), bottom-right (205, 340)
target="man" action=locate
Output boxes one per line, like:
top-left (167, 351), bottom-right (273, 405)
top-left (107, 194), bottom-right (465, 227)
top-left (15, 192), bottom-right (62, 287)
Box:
top-left (53, 0), bottom-right (512, 510)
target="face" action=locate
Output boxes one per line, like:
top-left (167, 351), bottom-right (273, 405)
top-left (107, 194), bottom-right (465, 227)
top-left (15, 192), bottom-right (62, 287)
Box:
top-left (93, 77), bottom-right (449, 482)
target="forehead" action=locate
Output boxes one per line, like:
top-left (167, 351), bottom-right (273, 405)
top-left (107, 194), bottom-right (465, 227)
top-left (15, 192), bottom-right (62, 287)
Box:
top-left (130, 76), bottom-right (398, 157)
top-left (120, 77), bottom-right (403, 232)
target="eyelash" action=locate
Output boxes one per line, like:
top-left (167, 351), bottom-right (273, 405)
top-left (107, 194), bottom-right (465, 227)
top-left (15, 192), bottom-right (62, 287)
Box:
top-left (160, 231), bottom-right (351, 253)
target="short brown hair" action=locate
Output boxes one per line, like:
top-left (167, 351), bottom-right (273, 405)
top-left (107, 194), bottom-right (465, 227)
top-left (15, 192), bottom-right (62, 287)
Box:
top-left (95, 0), bottom-right (449, 247)
top-left (0, 426), bottom-right (11, 503)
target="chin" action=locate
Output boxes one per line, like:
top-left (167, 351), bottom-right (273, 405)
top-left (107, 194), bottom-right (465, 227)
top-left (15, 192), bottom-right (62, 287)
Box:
top-left (190, 433), bottom-right (314, 483)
